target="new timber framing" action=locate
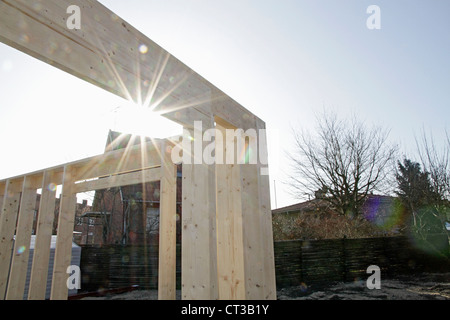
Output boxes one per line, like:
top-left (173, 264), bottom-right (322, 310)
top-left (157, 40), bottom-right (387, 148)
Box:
top-left (0, 140), bottom-right (177, 300)
top-left (0, 0), bottom-right (277, 300)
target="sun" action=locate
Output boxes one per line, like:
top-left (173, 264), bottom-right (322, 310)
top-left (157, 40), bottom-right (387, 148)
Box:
top-left (111, 101), bottom-right (182, 139)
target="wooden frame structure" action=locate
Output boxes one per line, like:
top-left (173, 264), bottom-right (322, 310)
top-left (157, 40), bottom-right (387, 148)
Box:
top-left (0, 0), bottom-right (276, 300)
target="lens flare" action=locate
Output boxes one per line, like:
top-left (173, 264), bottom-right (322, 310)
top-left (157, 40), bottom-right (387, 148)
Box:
top-left (17, 246), bottom-right (26, 255)
top-left (139, 44), bottom-right (148, 54)
top-left (406, 206), bottom-right (449, 257)
top-left (363, 196), bottom-right (405, 232)
top-left (47, 183), bottom-right (57, 192)
top-left (299, 282), bottom-right (308, 293)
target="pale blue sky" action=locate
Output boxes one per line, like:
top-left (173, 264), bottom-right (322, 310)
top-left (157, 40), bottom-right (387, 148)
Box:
top-left (0, 1), bottom-right (449, 208)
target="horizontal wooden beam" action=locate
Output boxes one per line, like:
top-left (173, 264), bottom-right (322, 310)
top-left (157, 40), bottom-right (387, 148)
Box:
top-left (74, 167), bottom-right (160, 193)
top-left (0, 0), bottom-right (262, 130)
top-left (0, 139), bottom-right (163, 186)
top-left (73, 142), bottom-right (162, 182)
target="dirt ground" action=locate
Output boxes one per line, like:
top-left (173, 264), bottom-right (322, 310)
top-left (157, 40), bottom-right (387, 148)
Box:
top-left (80, 272), bottom-right (450, 300)
top-left (277, 272), bottom-right (450, 300)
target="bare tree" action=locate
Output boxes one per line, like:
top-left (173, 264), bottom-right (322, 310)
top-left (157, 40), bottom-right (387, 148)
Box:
top-left (90, 187), bottom-right (122, 244)
top-left (416, 128), bottom-right (450, 206)
top-left (287, 111), bottom-right (398, 217)
top-left (395, 158), bottom-right (439, 236)
top-left (414, 129), bottom-right (450, 248)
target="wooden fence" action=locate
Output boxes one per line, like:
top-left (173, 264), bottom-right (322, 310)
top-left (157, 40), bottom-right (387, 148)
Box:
top-left (78, 236), bottom-right (449, 293)
top-left (80, 245), bottom-right (180, 292)
top-left (274, 236), bottom-right (448, 289)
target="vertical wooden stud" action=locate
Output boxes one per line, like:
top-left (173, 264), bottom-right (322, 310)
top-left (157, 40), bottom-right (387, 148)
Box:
top-left (158, 141), bottom-right (177, 300)
top-left (0, 182), bottom-right (4, 220)
top-left (181, 120), bottom-right (219, 300)
top-left (239, 151), bottom-right (265, 299)
top-left (255, 118), bottom-right (277, 300)
top-left (6, 176), bottom-right (37, 300)
top-left (215, 123), bottom-right (246, 299)
top-left (0, 179), bottom-right (22, 299)
top-left (50, 166), bottom-right (77, 300)
top-left (28, 170), bottom-right (57, 300)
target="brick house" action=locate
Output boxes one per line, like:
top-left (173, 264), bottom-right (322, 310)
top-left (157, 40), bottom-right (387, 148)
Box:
top-left (73, 130), bottom-right (182, 246)
top-left (32, 193), bottom-right (92, 244)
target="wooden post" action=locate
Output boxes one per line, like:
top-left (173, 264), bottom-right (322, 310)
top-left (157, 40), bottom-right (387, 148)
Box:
top-left (215, 123), bottom-right (246, 299)
top-left (158, 141), bottom-right (177, 300)
top-left (255, 119), bottom-right (277, 300)
top-left (181, 121), bottom-right (219, 300)
top-left (214, 117), bottom-right (277, 300)
top-left (0, 179), bottom-right (22, 299)
top-left (240, 162), bottom-right (265, 299)
top-left (28, 170), bottom-right (58, 300)
top-left (50, 166), bottom-right (77, 300)
top-left (6, 176), bottom-right (37, 300)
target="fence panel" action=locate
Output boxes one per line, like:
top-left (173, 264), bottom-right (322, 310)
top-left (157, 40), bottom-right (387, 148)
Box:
top-left (273, 236), bottom-right (450, 289)
top-left (78, 236), bottom-right (449, 293)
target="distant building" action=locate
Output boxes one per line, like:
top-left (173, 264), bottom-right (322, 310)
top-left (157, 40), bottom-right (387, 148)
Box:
top-left (272, 194), bottom-right (406, 240)
top-left (33, 193), bottom-right (92, 244)
top-left (73, 130), bottom-right (182, 246)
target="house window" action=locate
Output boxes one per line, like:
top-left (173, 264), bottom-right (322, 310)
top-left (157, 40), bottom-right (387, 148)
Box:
top-left (146, 207), bottom-right (159, 234)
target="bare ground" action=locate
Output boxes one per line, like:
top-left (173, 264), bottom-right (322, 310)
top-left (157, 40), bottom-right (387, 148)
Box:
top-left (277, 272), bottom-right (450, 300)
top-left (80, 272), bottom-right (450, 300)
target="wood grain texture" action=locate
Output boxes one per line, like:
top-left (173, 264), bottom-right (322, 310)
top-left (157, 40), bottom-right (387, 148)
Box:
top-left (50, 166), bottom-right (77, 300)
top-left (158, 141), bottom-right (177, 300)
top-left (28, 171), bottom-right (58, 300)
top-left (6, 176), bottom-right (38, 300)
top-left (0, 179), bottom-right (23, 299)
